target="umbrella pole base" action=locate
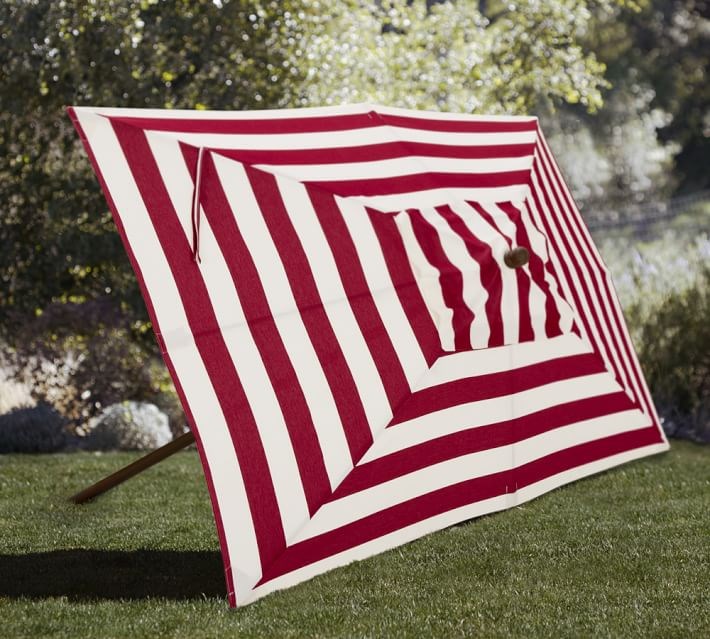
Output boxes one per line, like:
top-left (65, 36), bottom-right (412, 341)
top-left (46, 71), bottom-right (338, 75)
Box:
top-left (69, 431), bottom-right (196, 504)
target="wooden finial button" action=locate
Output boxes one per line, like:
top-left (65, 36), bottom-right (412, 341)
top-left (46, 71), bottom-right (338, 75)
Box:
top-left (504, 246), bottom-right (530, 269)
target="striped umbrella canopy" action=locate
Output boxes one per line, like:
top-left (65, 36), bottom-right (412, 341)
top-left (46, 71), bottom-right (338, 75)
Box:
top-left (69, 104), bottom-right (668, 606)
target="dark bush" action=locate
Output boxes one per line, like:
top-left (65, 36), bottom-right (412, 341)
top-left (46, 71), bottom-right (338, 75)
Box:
top-left (0, 403), bottom-right (69, 453)
top-left (630, 267), bottom-right (710, 442)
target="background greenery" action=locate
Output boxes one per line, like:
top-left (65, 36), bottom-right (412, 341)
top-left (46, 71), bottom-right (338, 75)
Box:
top-left (0, 442), bottom-right (708, 637)
top-left (0, 3), bottom-right (708, 635)
top-left (0, 1), bottom-right (708, 432)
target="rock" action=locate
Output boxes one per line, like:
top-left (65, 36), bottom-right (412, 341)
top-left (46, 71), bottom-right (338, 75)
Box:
top-left (84, 401), bottom-right (172, 451)
top-left (0, 403), bottom-right (69, 453)
top-left (0, 364), bottom-right (33, 414)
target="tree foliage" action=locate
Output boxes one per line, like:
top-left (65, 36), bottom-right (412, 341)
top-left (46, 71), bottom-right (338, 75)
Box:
top-left (0, 0), bottom-right (703, 425)
top-left (0, 0), bottom-right (304, 327)
top-left (292, 0), bottom-right (613, 113)
top-left (551, 0), bottom-right (710, 210)
top-left (1, 0), bottom-right (308, 422)
top-left (0, 0), bottom-right (627, 323)
top-left (608, 0), bottom-right (709, 193)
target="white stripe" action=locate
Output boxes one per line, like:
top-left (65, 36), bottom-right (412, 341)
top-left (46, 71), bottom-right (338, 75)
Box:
top-left (375, 104), bottom-right (538, 124)
top-left (170, 128), bottom-right (538, 150)
top-left (256, 156), bottom-right (532, 182)
top-left (490, 202), bottom-right (550, 339)
top-left (517, 199), bottom-right (576, 335)
top-left (145, 132), bottom-right (195, 241)
top-left (276, 176), bottom-right (391, 434)
top-left (452, 201), bottom-right (519, 344)
top-left (72, 103), bottom-right (372, 119)
top-left (394, 212), bottom-right (455, 351)
top-left (294, 408), bottom-right (651, 542)
top-left (418, 206), bottom-right (490, 348)
top-left (213, 154), bottom-right (353, 488)
top-left (337, 198), bottom-right (429, 388)
top-left (247, 439), bottom-right (667, 605)
top-left (363, 370), bottom-right (624, 463)
top-left (491, 202), bottom-right (542, 336)
top-left (417, 332), bottom-right (591, 389)
top-left (356, 186), bottom-right (530, 211)
top-left (74, 102), bottom-right (538, 124)
top-left (147, 133), bottom-right (311, 538)
top-left (75, 110), bottom-right (261, 602)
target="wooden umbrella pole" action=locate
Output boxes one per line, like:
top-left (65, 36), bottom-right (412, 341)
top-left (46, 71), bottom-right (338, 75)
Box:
top-left (70, 431), bottom-right (196, 504)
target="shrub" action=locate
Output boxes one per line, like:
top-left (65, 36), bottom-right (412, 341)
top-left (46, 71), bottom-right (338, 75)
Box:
top-left (599, 226), bottom-right (709, 442)
top-left (628, 267), bottom-right (710, 442)
top-left (83, 401), bottom-right (172, 451)
top-left (4, 299), bottom-right (185, 435)
top-left (0, 403), bottom-right (69, 453)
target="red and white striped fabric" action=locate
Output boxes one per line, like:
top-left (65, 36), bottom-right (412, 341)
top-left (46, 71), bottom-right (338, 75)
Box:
top-left (69, 104), bottom-right (668, 606)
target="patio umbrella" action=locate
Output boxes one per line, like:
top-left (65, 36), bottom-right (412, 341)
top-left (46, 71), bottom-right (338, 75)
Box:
top-left (68, 104), bottom-right (668, 606)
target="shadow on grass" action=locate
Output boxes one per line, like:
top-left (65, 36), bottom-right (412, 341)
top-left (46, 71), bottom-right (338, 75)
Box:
top-left (0, 549), bottom-right (226, 600)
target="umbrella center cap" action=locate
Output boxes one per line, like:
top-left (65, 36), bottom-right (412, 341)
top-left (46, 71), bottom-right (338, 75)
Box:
top-left (503, 246), bottom-right (529, 269)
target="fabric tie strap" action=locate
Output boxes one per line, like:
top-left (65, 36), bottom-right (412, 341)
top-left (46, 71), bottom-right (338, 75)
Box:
top-left (191, 146), bottom-right (207, 263)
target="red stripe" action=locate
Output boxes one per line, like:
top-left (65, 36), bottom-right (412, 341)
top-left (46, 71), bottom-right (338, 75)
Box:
top-left (68, 108), bottom-right (238, 604)
top-left (406, 209), bottom-right (474, 352)
top-left (522, 199), bottom-right (574, 336)
top-left (389, 352), bottom-right (605, 426)
top-left (470, 202), bottom-right (535, 342)
top-left (305, 187), bottom-right (411, 411)
top-left (245, 165), bottom-right (374, 463)
top-left (536, 139), bottom-right (655, 419)
top-left (379, 113), bottom-right (538, 133)
top-left (529, 158), bottom-right (630, 399)
top-left (526, 163), bottom-right (619, 381)
top-left (107, 111), bottom-right (536, 135)
top-left (437, 203), bottom-right (504, 346)
top-left (180, 146), bottom-right (332, 515)
top-left (257, 425), bottom-right (662, 584)
top-left (367, 209), bottom-right (442, 366)
top-left (333, 391), bottom-right (638, 498)
top-left (108, 112), bottom-right (379, 134)
top-left (534, 158), bottom-right (622, 365)
top-left (496, 201), bottom-right (563, 339)
top-left (111, 121), bottom-right (287, 569)
top-left (307, 170), bottom-right (531, 197)
top-left (211, 141), bottom-right (536, 166)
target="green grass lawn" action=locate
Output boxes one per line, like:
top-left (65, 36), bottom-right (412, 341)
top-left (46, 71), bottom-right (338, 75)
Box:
top-left (0, 441), bottom-right (708, 638)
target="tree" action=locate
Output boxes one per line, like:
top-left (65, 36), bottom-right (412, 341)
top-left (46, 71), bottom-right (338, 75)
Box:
top-left (294, 0), bottom-right (613, 114)
top-left (612, 0), bottom-right (710, 193)
top-left (0, 0), bottom-right (304, 327)
top-left (0, 0), bottom-right (631, 424)
top-left (0, 0), bottom-right (306, 424)
top-left (562, 0), bottom-right (710, 206)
